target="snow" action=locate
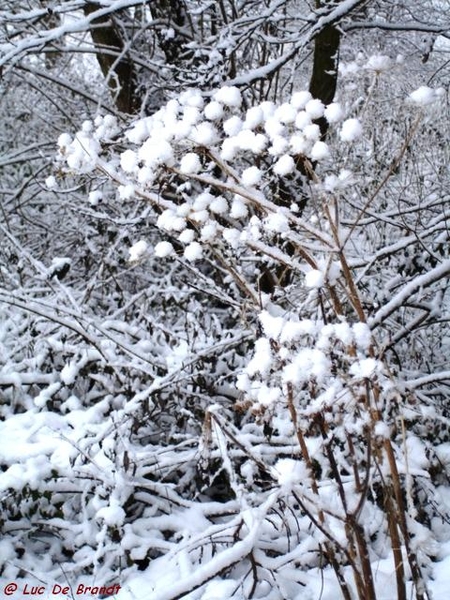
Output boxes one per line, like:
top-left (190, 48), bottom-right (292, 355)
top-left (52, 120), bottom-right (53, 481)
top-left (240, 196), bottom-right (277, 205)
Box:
top-left (192, 122), bottom-right (219, 146)
top-left (273, 154), bottom-right (295, 176)
top-left (264, 212), bottom-right (289, 233)
top-left (209, 196), bottom-right (228, 214)
top-left (200, 221), bottom-right (219, 241)
top-left (96, 501), bottom-right (126, 526)
top-left (280, 319), bottom-right (316, 343)
top-left (374, 421), bottom-right (391, 439)
top-left (269, 135), bottom-right (289, 155)
top-left (352, 322), bottom-right (372, 349)
top-left (408, 86), bottom-right (439, 106)
top-left (244, 106), bottom-right (264, 129)
top-left (264, 117), bottom-right (285, 139)
top-left (183, 242), bottom-right (203, 261)
top-left (65, 132), bottom-right (100, 173)
top-left (179, 152), bottom-right (202, 174)
top-left (11, 59), bottom-right (450, 600)
top-left (48, 256), bottom-right (71, 278)
top-left (182, 106), bottom-right (201, 126)
top-left (303, 123), bottom-right (321, 141)
top-left (334, 322), bottom-right (353, 345)
top-left (214, 86), bottom-right (242, 108)
top-left (350, 358), bottom-right (381, 379)
top-left (235, 129), bottom-right (267, 153)
top-left (190, 209), bottom-right (209, 224)
top-left (275, 102), bottom-right (297, 124)
top-left (179, 89), bottom-right (204, 108)
top-left (57, 132), bottom-right (72, 150)
top-left (45, 175), bottom-right (57, 189)
top-left (259, 310), bottom-right (284, 339)
top-left (295, 110), bottom-right (312, 130)
top-left (241, 166), bottom-right (262, 187)
top-left (340, 118), bottom-right (363, 141)
top-left (60, 361), bottom-right (79, 385)
top-left (304, 269), bottom-right (324, 289)
top-left (118, 184), bottom-right (135, 200)
top-left (283, 348), bottom-right (330, 384)
top-left (157, 209), bottom-right (186, 232)
top-left (129, 240), bottom-right (149, 262)
top-left (323, 171), bottom-right (353, 192)
top-left (230, 197), bottom-right (248, 218)
top-left (310, 140), bottom-right (330, 161)
top-left (259, 101), bottom-right (276, 119)
top-left (178, 229), bottom-right (195, 244)
top-left (290, 91), bottom-right (312, 109)
top-left (154, 241), bottom-right (175, 257)
top-left (305, 98), bottom-right (325, 119)
top-left (138, 138), bottom-right (174, 167)
top-left (290, 134), bottom-right (310, 154)
top-left (201, 579), bottom-right (239, 600)
top-left (323, 174), bottom-right (339, 191)
top-left (220, 137), bottom-right (238, 160)
top-left (273, 458), bottom-right (308, 489)
top-left (222, 227), bottom-right (241, 247)
top-left (365, 54), bottom-right (392, 73)
top-left (223, 115), bottom-right (243, 136)
top-left (204, 101), bottom-right (224, 121)
top-left (324, 102), bottom-right (344, 124)
top-left (256, 384), bottom-right (281, 405)
top-left (246, 338), bottom-right (273, 376)
top-left (405, 435), bottom-right (429, 470)
top-left (126, 119), bottom-right (149, 144)
top-left (338, 169), bottom-right (354, 186)
top-left (88, 189), bottom-right (103, 205)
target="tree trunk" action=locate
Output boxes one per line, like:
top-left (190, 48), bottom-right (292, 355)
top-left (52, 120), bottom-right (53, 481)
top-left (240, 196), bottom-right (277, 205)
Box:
top-left (83, 2), bottom-right (141, 114)
top-left (309, 1), bottom-right (341, 138)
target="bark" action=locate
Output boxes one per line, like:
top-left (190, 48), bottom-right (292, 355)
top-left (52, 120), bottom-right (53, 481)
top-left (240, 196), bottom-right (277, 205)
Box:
top-left (83, 2), bottom-right (141, 114)
top-left (308, 6), bottom-right (341, 138)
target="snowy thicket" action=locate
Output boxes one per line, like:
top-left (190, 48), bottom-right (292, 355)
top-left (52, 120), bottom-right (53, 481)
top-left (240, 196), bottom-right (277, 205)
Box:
top-left (1, 1), bottom-right (450, 599)
top-left (1, 46), bottom-right (449, 599)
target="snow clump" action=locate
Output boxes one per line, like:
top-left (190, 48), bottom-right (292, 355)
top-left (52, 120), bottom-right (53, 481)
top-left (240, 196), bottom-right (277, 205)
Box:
top-left (88, 190), bottom-right (103, 205)
top-left (204, 101), bottom-right (224, 120)
top-left (45, 175), bottom-right (57, 189)
top-left (183, 242), bottom-right (203, 261)
top-left (350, 358), bottom-right (382, 379)
top-left (340, 118), bottom-right (363, 142)
top-left (179, 152), bottom-right (202, 174)
top-left (128, 240), bottom-right (149, 262)
top-left (311, 141), bottom-right (330, 161)
top-left (324, 102), bottom-right (344, 124)
top-left (273, 154), bottom-right (295, 176)
top-left (241, 166), bottom-right (262, 187)
top-left (214, 86), bottom-right (242, 107)
top-left (273, 459), bottom-right (308, 489)
top-left (365, 54), bottom-right (391, 73)
top-left (154, 241), bottom-right (175, 257)
top-left (408, 86), bottom-right (442, 106)
top-left (290, 90), bottom-right (312, 109)
top-left (305, 269), bottom-right (324, 289)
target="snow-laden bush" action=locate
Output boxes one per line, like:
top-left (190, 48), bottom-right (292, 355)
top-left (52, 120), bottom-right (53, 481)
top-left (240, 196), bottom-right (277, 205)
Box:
top-left (1, 65), bottom-right (450, 599)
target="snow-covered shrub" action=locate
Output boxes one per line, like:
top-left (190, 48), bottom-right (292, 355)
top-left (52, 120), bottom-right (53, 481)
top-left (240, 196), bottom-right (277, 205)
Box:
top-left (1, 66), bottom-right (449, 599)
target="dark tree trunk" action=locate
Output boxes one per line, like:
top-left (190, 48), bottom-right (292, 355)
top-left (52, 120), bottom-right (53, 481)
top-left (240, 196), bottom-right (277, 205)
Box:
top-left (309, 8), bottom-right (341, 139)
top-left (83, 3), bottom-right (141, 114)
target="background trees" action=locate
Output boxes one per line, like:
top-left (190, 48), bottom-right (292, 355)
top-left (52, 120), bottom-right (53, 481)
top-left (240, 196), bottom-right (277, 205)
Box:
top-left (0, 2), bottom-right (449, 599)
